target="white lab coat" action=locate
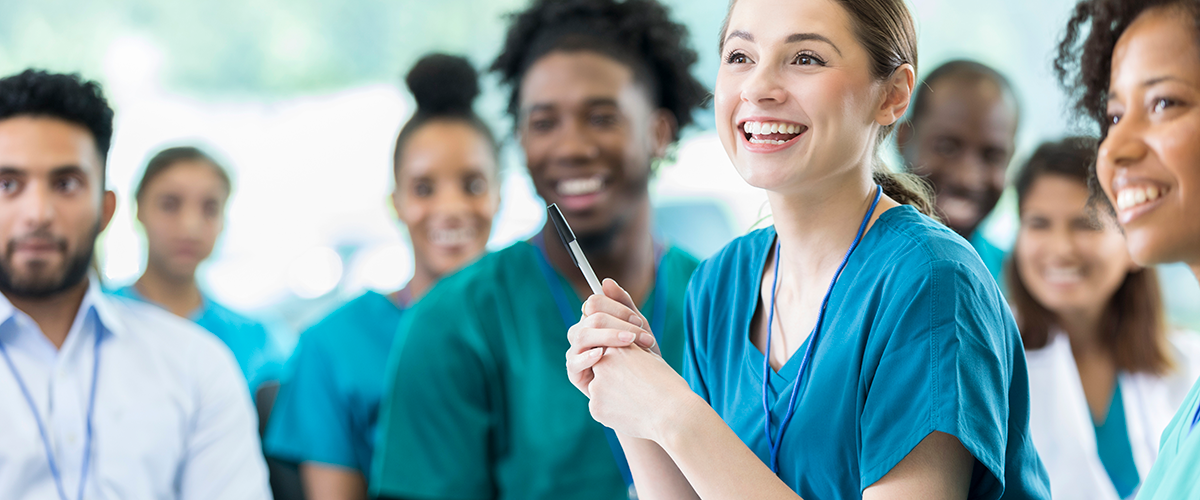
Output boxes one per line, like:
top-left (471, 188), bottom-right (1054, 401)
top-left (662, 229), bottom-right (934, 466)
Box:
top-left (1026, 330), bottom-right (1200, 500)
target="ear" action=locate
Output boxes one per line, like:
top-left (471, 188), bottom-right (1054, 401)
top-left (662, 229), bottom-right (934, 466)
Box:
top-left (876, 63), bottom-right (915, 127)
top-left (390, 188), bottom-right (405, 223)
top-left (100, 190), bottom-right (117, 233)
top-left (650, 109), bottom-right (678, 159)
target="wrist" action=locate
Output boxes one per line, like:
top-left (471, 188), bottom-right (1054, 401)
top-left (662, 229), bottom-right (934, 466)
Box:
top-left (653, 389), bottom-right (710, 453)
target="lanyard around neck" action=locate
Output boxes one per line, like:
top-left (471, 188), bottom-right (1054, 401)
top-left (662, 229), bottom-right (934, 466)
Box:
top-left (761, 185), bottom-right (882, 474)
top-left (0, 318), bottom-right (102, 500)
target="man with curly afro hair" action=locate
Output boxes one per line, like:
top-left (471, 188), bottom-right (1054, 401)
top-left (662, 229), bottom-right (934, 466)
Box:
top-left (371, 1), bottom-right (707, 499)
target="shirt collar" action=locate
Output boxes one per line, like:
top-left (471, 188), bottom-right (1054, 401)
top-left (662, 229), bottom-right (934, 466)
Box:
top-left (0, 274), bottom-right (123, 346)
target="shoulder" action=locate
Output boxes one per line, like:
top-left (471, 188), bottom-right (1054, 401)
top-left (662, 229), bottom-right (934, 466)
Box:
top-left (414, 243), bottom-right (532, 311)
top-left (662, 245), bottom-right (701, 274)
top-left (301, 291), bottom-right (391, 341)
top-left (102, 294), bottom-right (240, 371)
top-left (691, 227), bottom-right (774, 287)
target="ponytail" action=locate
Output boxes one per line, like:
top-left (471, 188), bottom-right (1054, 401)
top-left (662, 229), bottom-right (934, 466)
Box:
top-left (872, 164), bottom-right (937, 218)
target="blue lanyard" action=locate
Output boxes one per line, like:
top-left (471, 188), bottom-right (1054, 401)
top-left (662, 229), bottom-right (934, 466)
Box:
top-left (1191, 399), bottom-right (1200, 433)
top-left (0, 319), bottom-right (102, 500)
top-left (531, 233), bottom-right (667, 490)
top-left (762, 185), bottom-right (881, 474)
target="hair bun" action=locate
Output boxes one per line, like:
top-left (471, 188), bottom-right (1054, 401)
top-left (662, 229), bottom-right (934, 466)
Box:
top-left (405, 53), bottom-right (480, 115)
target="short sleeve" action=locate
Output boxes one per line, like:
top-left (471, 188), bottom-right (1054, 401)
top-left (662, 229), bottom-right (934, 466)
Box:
top-left (370, 291), bottom-right (499, 499)
top-left (263, 333), bottom-right (359, 470)
top-left (858, 259), bottom-right (1012, 496)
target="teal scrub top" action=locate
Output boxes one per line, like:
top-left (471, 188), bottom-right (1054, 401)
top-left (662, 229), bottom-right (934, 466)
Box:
top-left (1136, 377), bottom-right (1200, 499)
top-left (111, 285), bottom-right (288, 394)
top-left (370, 241), bottom-right (699, 500)
top-left (683, 206), bottom-right (1050, 499)
top-left (970, 230), bottom-right (1007, 293)
top-left (263, 291), bottom-right (406, 474)
top-left (1093, 381), bottom-right (1138, 498)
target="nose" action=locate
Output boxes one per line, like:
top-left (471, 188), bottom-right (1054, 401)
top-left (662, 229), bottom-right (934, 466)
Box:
top-left (180, 204), bottom-right (206, 235)
top-left (552, 117), bottom-right (601, 166)
top-left (741, 64), bottom-right (788, 106)
top-left (1098, 115), bottom-right (1148, 178)
top-left (15, 180), bottom-right (55, 231)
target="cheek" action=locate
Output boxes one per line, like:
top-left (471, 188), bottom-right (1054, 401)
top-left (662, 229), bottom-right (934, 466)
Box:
top-left (1155, 116), bottom-right (1200, 194)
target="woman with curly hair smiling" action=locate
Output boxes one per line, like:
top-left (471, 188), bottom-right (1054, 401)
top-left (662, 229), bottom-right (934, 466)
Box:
top-left (1056, 0), bottom-right (1200, 496)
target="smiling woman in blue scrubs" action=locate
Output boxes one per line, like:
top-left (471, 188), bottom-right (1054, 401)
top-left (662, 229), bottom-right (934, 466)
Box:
top-left (262, 53), bottom-right (501, 500)
top-left (564, 0), bottom-right (1051, 498)
top-left (112, 146), bottom-right (288, 395)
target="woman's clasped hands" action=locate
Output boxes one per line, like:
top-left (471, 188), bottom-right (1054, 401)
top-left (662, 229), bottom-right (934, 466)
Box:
top-left (566, 278), bottom-right (699, 443)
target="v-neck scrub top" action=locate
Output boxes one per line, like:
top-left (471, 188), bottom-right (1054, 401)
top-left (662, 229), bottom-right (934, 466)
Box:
top-left (683, 206), bottom-right (1050, 499)
top-left (370, 241), bottom-right (699, 500)
top-left (264, 291), bottom-right (407, 474)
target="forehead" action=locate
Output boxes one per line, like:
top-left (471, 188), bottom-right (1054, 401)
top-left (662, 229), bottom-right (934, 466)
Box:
top-left (145, 160), bottom-right (229, 194)
top-left (400, 120), bottom-right (495, 176)
top-left (0, 115), bottom-right (102, 176)
top-left (725, 0), bottom-right (855, 49)
top-left (1111, 7), bottom-right (1200, 95)
top-left (919, 78), bottom-right (1018, 135)
top-left (519, 50), bottom-right (644, 111)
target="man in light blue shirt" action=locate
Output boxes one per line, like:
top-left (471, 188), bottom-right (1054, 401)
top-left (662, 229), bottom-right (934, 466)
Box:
top-left (0, 69), bottom-right (269, 500)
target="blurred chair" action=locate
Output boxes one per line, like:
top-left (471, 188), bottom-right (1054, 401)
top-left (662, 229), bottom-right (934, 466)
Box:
top-left (256, 381), bottom-right (306, 500)
top-left (653, 198), bottom-right (738, 260)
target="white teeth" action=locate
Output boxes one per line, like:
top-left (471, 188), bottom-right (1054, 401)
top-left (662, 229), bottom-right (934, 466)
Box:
top-left (749, 138), bottom-right (789, 145)
top-left (741, 121), bottom-right (804, 136)
top-left (558, 176), bottom-right (604, 196)
top-left (1045, 267), bottom-right (1084, 285)
top-left (430, 227), bottom-right (476, 246)
top-left (1116, 186), bottom-right (1165, 211)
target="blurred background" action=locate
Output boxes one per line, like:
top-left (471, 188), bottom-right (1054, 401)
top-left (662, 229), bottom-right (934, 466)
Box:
top-left (4, 0), bottom-right (1197, 336)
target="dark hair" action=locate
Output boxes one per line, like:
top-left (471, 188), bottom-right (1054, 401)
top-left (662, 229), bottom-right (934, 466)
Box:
top-left (136, 146), bottom-right (232, 202)
top-left (490, 0), bottom-right (707, 140)
top-left (1006, 136), bottom-right (1172, 374)
top-left (908, 59), bottom-right (1019, 127)
top-left (394, 53), bottom-right (497, 176)
top-left (1055, 0), bottom-right (1200, 211)
top-left (0, 69), bottom-right (114, 173)
top-left (719, 0), bottom-right (935, 217)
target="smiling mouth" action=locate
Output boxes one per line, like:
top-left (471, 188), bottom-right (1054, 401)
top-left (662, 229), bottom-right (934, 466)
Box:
top-left (556, 175), bottom-right (606, 197)
top-left (429, 226), bottom-right (477, 247)
top-left (1115, 185), bottom-right (1166, 211)
top-left (741, 120), bottom-right (807, 145)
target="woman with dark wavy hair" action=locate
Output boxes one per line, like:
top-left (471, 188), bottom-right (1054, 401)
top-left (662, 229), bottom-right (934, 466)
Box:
top-left (1056, 0), bottom-right (1200, 496)
top-left (1008, 137), bottom-right (1200, 500)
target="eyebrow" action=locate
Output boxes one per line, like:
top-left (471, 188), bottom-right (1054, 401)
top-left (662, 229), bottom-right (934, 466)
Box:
top-left (723, 30), bottom-right (843, 56)
top-left (523, 98), bottom-right (621, 115)
top-left (1108, 76), bottom-right (1187, 99)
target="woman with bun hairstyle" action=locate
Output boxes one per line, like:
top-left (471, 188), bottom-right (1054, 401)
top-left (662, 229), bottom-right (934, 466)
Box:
top-left (370, 0), bottom-right (706, 498)
top-left (1009, 137), bottom-right (1200, 500)
top-left (263, 53), bottom-right (501, 500)
top-left (114, 146), bottom-right (289, 395)
top-left (1056, 0), bottom-right (1200, 496)
top-left (564, 0), bottom-right (1051, 497)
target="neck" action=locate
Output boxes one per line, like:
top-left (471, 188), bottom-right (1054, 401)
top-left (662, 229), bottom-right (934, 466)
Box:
top-left (4, 279), bottom-right (90, 350)
top-left (768, 170), bottom-right (890, 280)
top-left (1057, 307), bottom-right (1109, 360)
top-left (540, 198), bottom-right (656, 303)
top-left (136, 265), bottom-right (203, 318)
top-left (405, 266), bottom-right (437, 303)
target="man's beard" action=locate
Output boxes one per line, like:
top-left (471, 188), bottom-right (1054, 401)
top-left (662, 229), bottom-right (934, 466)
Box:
top-left (0, 222), bottom-right (99, 300)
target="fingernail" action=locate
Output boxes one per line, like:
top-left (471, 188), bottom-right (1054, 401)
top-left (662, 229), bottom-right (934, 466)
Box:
top-left (618, 331), bottom-right (635, 343)
top-left (629, 315), bottom-right (643, 327)
top-left (590, 349), bottom-right (602, 358)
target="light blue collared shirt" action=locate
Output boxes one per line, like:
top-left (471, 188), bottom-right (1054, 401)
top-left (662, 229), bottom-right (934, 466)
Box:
top-left (0, 277), bottom-right (270, 500)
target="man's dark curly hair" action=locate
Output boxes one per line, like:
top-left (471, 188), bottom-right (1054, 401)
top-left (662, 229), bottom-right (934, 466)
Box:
top-left (490, 0), bottom-right (708, 140)
top-left (1055, 0), bottom-right (1200, 137)
top-left (0, 69), bottom-right (115, 170)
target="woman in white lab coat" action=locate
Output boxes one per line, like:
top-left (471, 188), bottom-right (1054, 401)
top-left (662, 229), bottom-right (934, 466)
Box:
top-left (1008, 137), bottom-right (1200, 500)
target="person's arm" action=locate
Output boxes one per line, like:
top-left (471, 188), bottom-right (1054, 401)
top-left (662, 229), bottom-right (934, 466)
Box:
top-left (300, 463), bottom-right (366, 500)
top-left (568, 280), bottom-right (973, 500)
top-left (178, 335), bottom-right (271, 500)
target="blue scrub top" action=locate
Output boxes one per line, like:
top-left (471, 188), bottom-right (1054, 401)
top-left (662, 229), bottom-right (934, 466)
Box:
top-left (111, 285), bottom-right (288, 394)
top-left (969, 230), bottom-right (1007, 293)
top-left (684, 206), bottom-right (1049, 499)
top-left (264, 291), bottom-right (406, 473)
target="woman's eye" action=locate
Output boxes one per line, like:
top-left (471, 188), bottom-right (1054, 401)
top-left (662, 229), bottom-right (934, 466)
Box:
top-left (414, 182), bottom-right (434, 198)
top-left (1108, 113), bottom-right (1121, 126)
top-left (1152, 97), bottom-right (1178, 113)
top-left (465, 177), bottom-right (488, 196)
top-left (724, 51), bottom-right (751, 65)
top-left (793, 52), bottom-right (825, 66)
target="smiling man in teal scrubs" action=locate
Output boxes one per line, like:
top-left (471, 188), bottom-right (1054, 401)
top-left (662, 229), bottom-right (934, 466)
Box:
top-left (370, 1), bottom-right (708, 499)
